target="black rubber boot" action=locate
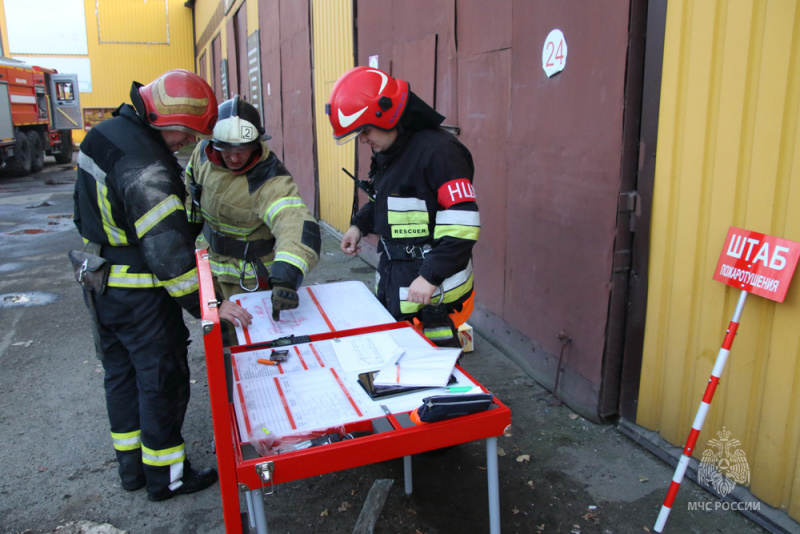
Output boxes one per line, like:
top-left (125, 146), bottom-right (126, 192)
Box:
top-left (147, 466), bottom-right (219, 502)
top-left (117, 451), bottom-right (146, 491)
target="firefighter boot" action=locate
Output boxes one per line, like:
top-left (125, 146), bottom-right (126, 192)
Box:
top-left (147, 461), bottom-right (219, 502)
top-left (117, 450), bottom-right (146, 491)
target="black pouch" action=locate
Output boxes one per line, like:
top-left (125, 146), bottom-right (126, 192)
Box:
top-left (416, 393), bottom-right (494, 423)
top-left (419, 302), bottom-right (462, 348)
top-left (68, 250), bottom-right (110, 294)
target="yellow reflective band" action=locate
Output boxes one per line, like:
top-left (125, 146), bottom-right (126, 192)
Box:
top-left (162, 268), bottom-right (199, 298)
top-left (200, 213), bottom-right (256, 238)
top-left (400, 271), bottom-right (474, 314)
top-left (209, 258), bottom-right (273, 280)
top-left (111, 430), bottom-right (142, 451)
top-left (265, 197), bottom-right (306, 226)
top-left (424, 327), bottom-right (455, 339)
top-left (135, 195), bottom-right (184, 238)
top-left (108, 265), bottom-right (162, 288)
top-left (433, 224), bottom-right (481, 241)
top-left (142, 443), bottom-right (186, 467)
top-left (391, 225), bottom-right (429, 239)
top-left (388, 210), bottom-right (429, 225)
top-left (274, 252), bottom-right (309, 274)
top-left (98, 182), bottom-right (127, 246)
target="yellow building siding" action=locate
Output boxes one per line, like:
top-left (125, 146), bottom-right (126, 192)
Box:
top-left (1, 0), bottom-right (195, 144)
top-left (311, 0), bottom-right (356, 232)
top-left (76, 0), bottom-right (196, 134)
top-left (638, 0), bottom-right (800, 517)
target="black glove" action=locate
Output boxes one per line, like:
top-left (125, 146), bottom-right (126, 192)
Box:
top-left (271, 279), bottom-right (299, 321)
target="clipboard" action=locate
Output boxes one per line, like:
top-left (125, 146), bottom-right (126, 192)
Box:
top-left (357, 370), bottom-right (457, 400)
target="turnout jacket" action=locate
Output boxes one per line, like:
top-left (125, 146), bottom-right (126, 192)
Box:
top-left (185, 140), bottom-right (320, 291)
top-left (73, 104), bottom-right (203, 317)
top-left (352, 127), bottom-right (480, 317)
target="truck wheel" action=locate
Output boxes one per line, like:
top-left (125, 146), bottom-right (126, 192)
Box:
top-left (27, 130), bottom-right (44, 173)
top-left (54, 129), bottom-right (73, 164)
top-left (5, 128), bottom-right (32, 177)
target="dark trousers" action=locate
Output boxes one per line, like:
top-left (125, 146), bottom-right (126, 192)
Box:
top-left (93, 286), bottom-right (191, 492)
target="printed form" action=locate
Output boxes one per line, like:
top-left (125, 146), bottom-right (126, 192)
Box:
top-left (230, 281), bottom-right (395, 345)
top-left (230, 327), bottom-right (479, 442)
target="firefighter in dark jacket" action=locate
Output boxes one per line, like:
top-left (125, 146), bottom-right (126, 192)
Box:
top-left (73, 69), bottom-right (249, 501)
top-left (327, 66), bottom-right (480, 347)
top-left (185, 96), bottom-right (321, 336)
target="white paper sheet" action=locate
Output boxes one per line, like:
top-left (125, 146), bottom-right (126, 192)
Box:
top-left (229, 281), bottom-right (395, 345)
top-left (373, 347), bottom-right (462, 387)
top-left (230, 327), bottom-right (480, 442)
top-left (330, 332), bottom-right (402, 373)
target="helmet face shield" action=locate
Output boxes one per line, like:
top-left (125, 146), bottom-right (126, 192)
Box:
top-left (334, 127), bottom-right (364, 145)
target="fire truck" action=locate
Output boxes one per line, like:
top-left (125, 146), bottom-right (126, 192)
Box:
top-left (0, 56), bottom-right (81, 176)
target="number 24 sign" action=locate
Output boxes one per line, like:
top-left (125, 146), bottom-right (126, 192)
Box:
top-left (542, 29), bottom-right (567, 78)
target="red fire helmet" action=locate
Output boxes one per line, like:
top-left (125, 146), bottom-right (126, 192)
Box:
top-left (136, 69), bottom-right (218, 139)
top-left (327, 66), bottom-right (409, 144)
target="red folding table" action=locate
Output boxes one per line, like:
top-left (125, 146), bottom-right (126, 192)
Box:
top-left (195, 250), bottom-right (512, 533)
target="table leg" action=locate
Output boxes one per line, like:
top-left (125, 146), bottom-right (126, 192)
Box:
top-left (249, 488), bottom-right (269, 533)
top-left (245, 492), bottom-right (256, 529)
top-left (486, 437), bottom-right (500, 534)
top-left (403, 455), bottom-right (413, 494)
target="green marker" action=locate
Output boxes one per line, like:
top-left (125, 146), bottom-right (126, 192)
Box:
top-left (261, 427), bottom-right (270, 436)
top-left (445, 386), bottom-right (474, 393)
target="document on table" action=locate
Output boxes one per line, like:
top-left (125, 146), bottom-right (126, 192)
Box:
top-left (229, 281), bottom-right (395, 345)
top-left (372, 347), bottom-right (462, 387)
top-left (229, 326), bottom-right (481, 442)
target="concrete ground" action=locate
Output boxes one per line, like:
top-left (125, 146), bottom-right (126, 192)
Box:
top-left (0, 154), bottom-right (792, 533)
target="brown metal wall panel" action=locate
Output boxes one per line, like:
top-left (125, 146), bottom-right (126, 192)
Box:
top-left (235, 3), bottom-right (250, 102)
top-left (276, 0), bottom-right (316, 211)
top-left (457, 0), bottom-right (511, 56)
top-left (456, 0), bottom-right (512, 318)
top-left (357, 0), bottom-right (457, 122)
top-left (503, 2), bottom-right (631, 390)
top-left (226, 16), bottom-right (239, 97)
top-left (458, 51), bottom-right (510, 314)
top-left (212, 34), bottom-right (223, 103)
top-left (258, 0), bottom-right (283, 155)
top-left (392, 34), bottom-right (436, 105)
top-left (353, 0), bottom-right (635, 420)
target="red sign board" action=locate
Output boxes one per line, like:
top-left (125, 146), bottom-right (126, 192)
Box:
top-left (713, 227), bottom-right (800, 302)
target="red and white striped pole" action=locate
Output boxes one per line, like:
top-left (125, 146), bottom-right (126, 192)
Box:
top-left (654, 289), bottom-right (749, 532)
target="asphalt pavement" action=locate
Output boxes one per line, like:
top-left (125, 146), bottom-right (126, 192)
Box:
top-left (0, 154), bottom-right (789, 533)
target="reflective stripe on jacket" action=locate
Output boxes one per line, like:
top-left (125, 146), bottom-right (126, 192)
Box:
top-left (185, 139), bottom-right (320, 290)
top-left (73, 104), bottom-right (202, 317)
top-left (352, 127), bottom-right (480, 317)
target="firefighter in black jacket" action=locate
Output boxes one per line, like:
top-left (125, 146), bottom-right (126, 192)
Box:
top-left (327, 66), bottom-right (480, 347)
top-left (73, 69), bottom-right (249, 501)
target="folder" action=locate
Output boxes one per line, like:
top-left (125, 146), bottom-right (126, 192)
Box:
top-left (372, 347), bottom-right (462, 388)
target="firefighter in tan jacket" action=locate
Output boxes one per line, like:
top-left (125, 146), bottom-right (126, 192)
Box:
top-left (186, 96), bottom-right (321, 334)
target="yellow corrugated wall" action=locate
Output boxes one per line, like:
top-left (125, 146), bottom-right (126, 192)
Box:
top-left (311, 0), bottom-right (355, 232)
top-left (637, 0), bottom-right (800, 516)
top-left (76, 0), bottom-right (196, 143)
top-left (1, 0), bottom-right (195, 144)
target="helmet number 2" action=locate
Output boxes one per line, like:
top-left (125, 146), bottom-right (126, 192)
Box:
top-left (240, 125), bottom-right (254, 140)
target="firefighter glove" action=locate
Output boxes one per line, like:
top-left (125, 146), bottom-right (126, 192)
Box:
top-left (271, 279), bottom-right (299, 320)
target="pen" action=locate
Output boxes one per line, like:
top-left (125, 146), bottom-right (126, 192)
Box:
top-left (445, 386), bottom-right (474, 393)
top-left (257, 359), bottom-right (278, 366)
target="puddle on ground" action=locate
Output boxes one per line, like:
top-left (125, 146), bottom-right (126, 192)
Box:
top-left (7, 228), bottom-right (51, 235)
top-left (0, 292), bottom-right (59, 308)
